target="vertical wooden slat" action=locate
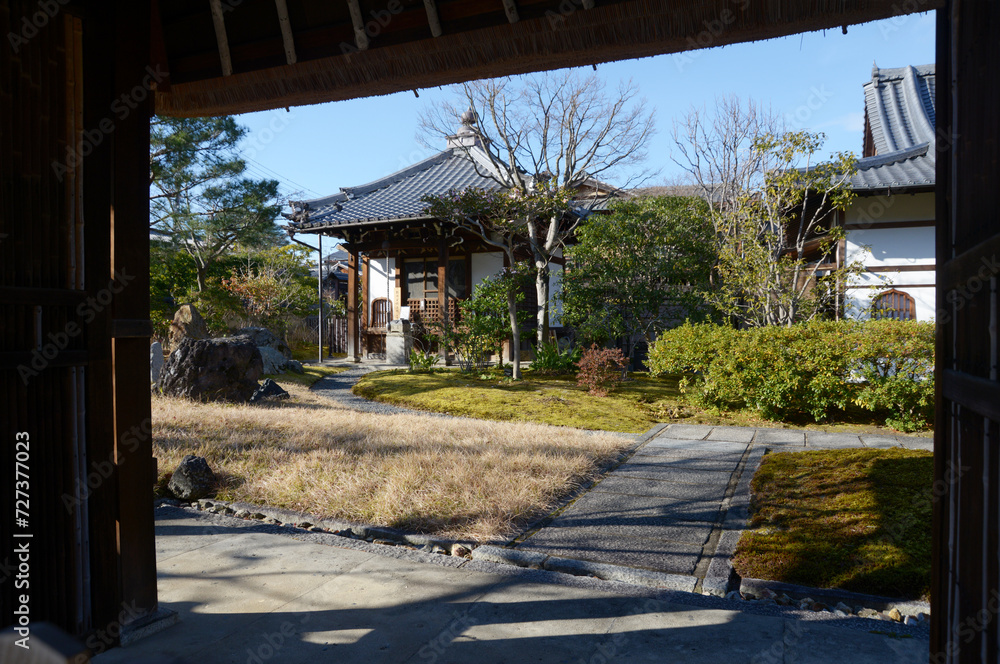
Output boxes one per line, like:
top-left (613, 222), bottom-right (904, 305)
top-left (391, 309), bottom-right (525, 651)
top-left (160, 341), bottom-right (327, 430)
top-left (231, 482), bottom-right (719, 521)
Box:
top-left (346, 248), bottom-right (359, 362)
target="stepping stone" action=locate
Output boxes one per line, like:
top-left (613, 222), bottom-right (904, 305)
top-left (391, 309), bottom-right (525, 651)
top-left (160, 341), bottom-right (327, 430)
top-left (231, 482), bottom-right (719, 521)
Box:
top-left (644, 439), bottom-right (748, 455)
top-left (657, 424), bottom-right (713, 440)
top-left (706, 426), bottom-right (756, 443)
top-left (899, 438), bottom-right (935, 451)
top-left (629, 451), bottom-right (744, 472)
top-left (804, 432), bottom-right (863, 448)
top-left (861, 435), bottom-right (903, 449)
top-left (612, 462), bottom-right (735, 486)
top-left (592, 474), bottom-right (729, 503)
top-left (558, 490), bottom-right (724, 526)
top-left (542, 508), bottom-right (715, 547)
top-left (754, 429), bottom-right (806, 446)
top-left (517, 527), bottom-right (704, 575)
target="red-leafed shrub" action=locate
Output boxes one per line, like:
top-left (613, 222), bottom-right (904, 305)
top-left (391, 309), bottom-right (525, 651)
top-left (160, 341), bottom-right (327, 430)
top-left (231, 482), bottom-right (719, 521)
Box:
top-left (576, 345), bottom-right (628, 397)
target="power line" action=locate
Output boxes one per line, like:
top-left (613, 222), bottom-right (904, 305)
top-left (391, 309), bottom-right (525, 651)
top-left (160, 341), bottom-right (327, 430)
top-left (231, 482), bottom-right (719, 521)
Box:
top-left (243, 156), bottom-right (323, 199)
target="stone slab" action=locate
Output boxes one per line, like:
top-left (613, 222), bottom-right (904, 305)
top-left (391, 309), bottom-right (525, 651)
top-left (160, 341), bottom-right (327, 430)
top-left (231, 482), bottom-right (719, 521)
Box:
top-left (631, 448), bottom-right (745, 471)
top-left (754, 428), bottom-right (807, 446)
top-left (899, 438), bottom-right (935, 452)
top-left (569, 485), bottom-right (724, 523)
top-left (644, 438), bottom-right (749, 455)
top-left (540, 556), bottom-right (698, 592)
top-left (541, 505), bottom-right (715, 547)
top-left (517, 526), bottom-right (704, 575)
top-left (804, 432), bottom-right (863, 448)
top-left (592, 474), bottom-right (729, 502)
top-left (611, 462), bottom-right (736, 486)
top-left (861, 435), bottom-right (904, 449)
top-left (706, 426), bottom-right (757, 443)
top-left (657, 424), bottom-right (714, 440)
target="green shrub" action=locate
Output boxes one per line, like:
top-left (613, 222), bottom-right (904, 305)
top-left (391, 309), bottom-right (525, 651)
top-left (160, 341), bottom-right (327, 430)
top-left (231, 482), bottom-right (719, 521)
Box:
top-left (576, 345), bottom-right (628, 396)
top-left (530, 341), bottom-right (581, 375)
top-left (647, 319), bottom-right (935, 428)
top-left (408, 349), bottom-right (439, 373)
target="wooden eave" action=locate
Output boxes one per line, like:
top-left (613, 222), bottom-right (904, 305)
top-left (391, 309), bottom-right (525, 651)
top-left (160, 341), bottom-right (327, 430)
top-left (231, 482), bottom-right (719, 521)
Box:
top-left (153, 0), bottom-right (935, 118)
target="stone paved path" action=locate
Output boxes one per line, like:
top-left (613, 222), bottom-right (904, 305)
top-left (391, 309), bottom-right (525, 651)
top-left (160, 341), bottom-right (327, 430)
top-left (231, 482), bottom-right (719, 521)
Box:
top-left (516, 423), bottom-right (932, 579)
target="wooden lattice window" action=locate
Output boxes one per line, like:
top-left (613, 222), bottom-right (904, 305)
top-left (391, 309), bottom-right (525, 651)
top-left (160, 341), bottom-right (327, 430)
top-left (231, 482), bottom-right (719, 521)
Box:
top-left (872, 289), bottom-right (916, 321)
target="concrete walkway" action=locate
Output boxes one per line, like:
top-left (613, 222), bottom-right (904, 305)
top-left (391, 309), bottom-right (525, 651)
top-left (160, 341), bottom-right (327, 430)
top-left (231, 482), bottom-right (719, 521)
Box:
top-left (516, 424), bottom-right (932, 582)
top-left (93, 508), bottom-right (928, 663)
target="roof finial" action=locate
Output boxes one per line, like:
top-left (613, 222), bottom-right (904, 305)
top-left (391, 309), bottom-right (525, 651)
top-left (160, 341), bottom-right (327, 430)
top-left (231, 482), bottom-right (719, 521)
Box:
top-left (460, 108), bottom-right (478, 129)
top-left (872, 61), bottom-right (879, 83)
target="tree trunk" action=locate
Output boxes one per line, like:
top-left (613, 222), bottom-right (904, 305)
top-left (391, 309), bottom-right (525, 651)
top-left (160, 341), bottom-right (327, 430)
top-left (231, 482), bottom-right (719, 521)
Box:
top-left (535, 263), bottom-right (550, 346)
top-left (195, 263), bottom-right (208, 293)
top-left (508, 290), bottom-right (521, 379)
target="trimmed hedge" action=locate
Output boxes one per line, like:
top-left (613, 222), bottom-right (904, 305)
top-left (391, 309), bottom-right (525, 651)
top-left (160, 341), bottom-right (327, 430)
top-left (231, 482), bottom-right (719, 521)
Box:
top-left (647, 319), bottom-right (934, 431)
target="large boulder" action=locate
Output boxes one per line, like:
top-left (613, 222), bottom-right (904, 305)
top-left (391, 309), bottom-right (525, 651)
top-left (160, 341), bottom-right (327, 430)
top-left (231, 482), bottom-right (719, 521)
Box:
top-left (157, 336), bottom-right (263, 403)
top-left (258, 346), bottom-right (289, 375)
top-left (168, 455), bottom-right (216, 500)
top-left (169, 304), bottom-right (210, 351)
top-left (150, 341), bottom-right (164, 384)
top-left (236, 326), bottom-right (292, 359)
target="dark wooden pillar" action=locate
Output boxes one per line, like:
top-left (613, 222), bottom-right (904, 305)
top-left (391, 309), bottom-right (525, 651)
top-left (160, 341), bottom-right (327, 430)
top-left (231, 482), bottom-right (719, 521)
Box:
top-left (109, 0), bottom-right (158, 628)
top-left (932, 3), bottom-right (1000, 662)
top-left (346, 248), bottom-right (360, 362)
top-left (437, 235), bottom-right (449, 364)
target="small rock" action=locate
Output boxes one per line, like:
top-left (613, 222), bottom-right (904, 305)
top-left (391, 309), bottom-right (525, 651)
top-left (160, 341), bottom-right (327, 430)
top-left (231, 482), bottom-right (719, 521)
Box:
top-left (452, 545), bottom-right (472, 558)
top-left (250, 512), bottom-right (266, 520)
top-left (834, 602), bottom-right (853, 615)
top-left (221, 506), bottom-right (235, 515)
top-left (798, 597), bottom-right (815, 609)
top-left (431, 545), bottom-right (448, 555)
top-left (372, 539), bottom-right (394, 546)
top-left (833, 610), bottom-right (848, 617)
top-left (857, 608), bottom-right (879, 619)
top-left (811, 602), bottom-right (830, 612)
top-left (776, 594), bottom-right (792, 606)
top-left (760, 588), bottom-right (777, 600)
top-left (915, 612), bottom-right (929, 623)
top-left (250, 378), bottom-right (290, 404)
top-left (309, 526), bottom-right (325, 533)
top-left (420, 544), bottom-right (435, 553)
top-left (235, 510), bottom-right (251, 519)
top-left (287, 360), bottom-right (304, 374)
top-left (298, 521), bottom-right (313, 529)
top-left (904, 615), bottom-right (917, 626)
top-left (725, 591), bottom-right (742, 601)
top-left (265, 518), bottom-right (281, 525)
top-left (887, 608), bottom-right (903, 622)
top-left (168, 455), bottom-right (216, 501)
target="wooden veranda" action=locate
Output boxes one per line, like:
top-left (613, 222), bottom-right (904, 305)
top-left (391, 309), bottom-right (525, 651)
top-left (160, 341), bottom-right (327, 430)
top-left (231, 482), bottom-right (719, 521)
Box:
top-left (2, 1), bottom-right (997, 661)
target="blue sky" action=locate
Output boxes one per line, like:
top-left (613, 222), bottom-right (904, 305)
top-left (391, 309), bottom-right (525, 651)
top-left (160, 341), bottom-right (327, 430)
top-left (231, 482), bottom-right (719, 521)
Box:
top-left (236, 11), bottom-right (936, 254)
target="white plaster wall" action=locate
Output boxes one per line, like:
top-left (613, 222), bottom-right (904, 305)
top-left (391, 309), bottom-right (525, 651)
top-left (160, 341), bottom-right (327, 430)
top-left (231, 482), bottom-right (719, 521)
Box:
top-left (367, 256), bottom-right (395, 319)
top-left (549, 249), bottom-right (564, 328)
top-left (471, 252), bottom-right (504, 289)
top-left (846, 227), bottom-right (935, 266)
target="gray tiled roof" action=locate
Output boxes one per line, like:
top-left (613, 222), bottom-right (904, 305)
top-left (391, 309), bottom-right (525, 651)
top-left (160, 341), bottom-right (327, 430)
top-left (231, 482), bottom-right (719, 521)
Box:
top-left (288, 147), bottom-right (505, 231)
top-left (851, 64), bottom-right (936, 192)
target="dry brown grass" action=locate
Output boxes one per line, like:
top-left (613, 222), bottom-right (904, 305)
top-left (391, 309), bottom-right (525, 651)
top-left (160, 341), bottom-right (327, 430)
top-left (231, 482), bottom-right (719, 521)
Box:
top-left (152, 383), bottom-right (631, 541)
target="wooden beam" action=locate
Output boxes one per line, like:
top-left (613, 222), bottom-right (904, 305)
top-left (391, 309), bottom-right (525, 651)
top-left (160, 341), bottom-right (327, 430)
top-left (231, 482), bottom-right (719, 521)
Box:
top-left (582, 0), bottom-right (595, 8)
top-left (438, 236), bottom-right (449, 363)
top-left (423, 0), bottom-right (443, 37)
top-left (346, 249), bottom-right (360, 362)
top-left (274, 0), bottom-right (298, 65)
top-left (501, 0), bottom-right (519, 24)
top-left (208, 0), bottom-right (234, 76)
top-left (346, 0), bottom-right (370, 51)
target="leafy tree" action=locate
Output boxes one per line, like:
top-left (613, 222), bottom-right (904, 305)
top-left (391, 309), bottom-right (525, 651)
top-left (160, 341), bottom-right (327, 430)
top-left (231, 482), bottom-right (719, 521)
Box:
top-left (706, 132), bottom-right (859, 326)
top-left (561, 196), bottom-right (716, 361)
top-left (150, 116), bottom-right (284, 292)
top-left (421, 72), bottom-right (655, 343)
top-left (423, 188), bottom-right (563, 379)
top-left (220, 246), bottom-right (314, 338)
